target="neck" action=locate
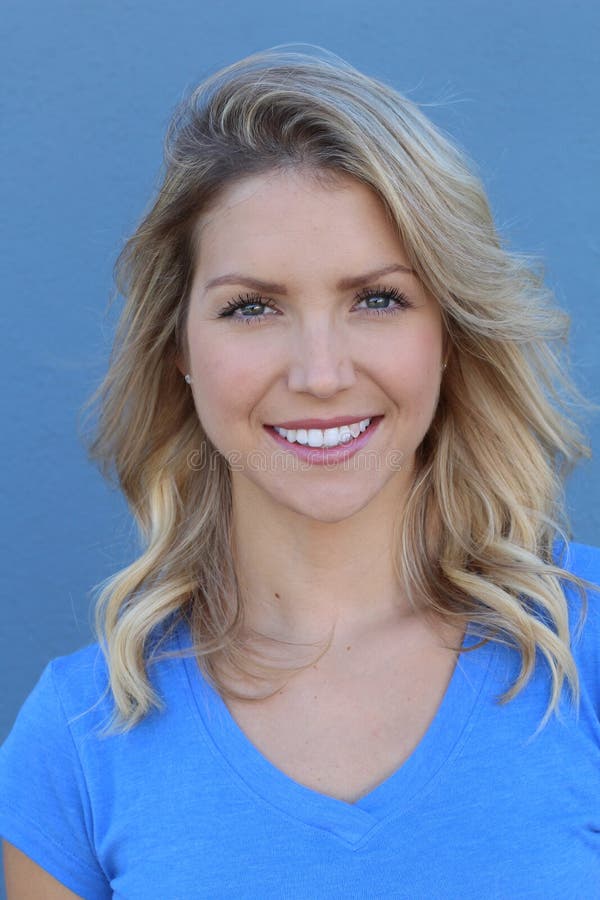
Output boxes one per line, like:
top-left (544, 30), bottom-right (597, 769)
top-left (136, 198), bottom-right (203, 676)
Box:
top-left (229, 478), bottom-right (416, 649)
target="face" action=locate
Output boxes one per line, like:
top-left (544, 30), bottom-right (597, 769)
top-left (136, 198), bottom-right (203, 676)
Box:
top-left (182, 168), bottom-right (444, 524)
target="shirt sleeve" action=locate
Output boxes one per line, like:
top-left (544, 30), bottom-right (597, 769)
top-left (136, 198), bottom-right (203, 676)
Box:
top-left (0, 660), bottom-right (112, 899)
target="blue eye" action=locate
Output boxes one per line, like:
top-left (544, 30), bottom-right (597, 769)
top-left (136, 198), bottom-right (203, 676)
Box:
top-left (217, 285), bottom-right (412, 326)
top-left (355, 285), bottom-right (413, 315)
top-left (218, 293), bottom-right (278, 324)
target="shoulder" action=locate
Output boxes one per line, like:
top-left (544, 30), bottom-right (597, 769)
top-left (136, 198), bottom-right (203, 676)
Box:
top-left (555, 540), bottom-right (600, 628)
top-left (555, 540), bottom-right (600, 699)
top-left (46, 617), bottom-right (183, 731)
top-left (555, 539), bottom-right (600, 584)
top-left (46, 641), bottom-right (112, 732)
top-left (0, 642), bottom-right (113, 758)
top-left (50, 640), bottom-right (108, 691)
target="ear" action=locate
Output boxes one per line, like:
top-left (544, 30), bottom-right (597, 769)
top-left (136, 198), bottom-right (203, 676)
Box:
top-left (175, 352), bottom-right (187, 377)
top-left (441, 329), bottom-right (452, 370)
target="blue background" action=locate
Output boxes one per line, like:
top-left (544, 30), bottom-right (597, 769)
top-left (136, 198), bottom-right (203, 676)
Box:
top-left (1, 1), bottom-right (599, 877)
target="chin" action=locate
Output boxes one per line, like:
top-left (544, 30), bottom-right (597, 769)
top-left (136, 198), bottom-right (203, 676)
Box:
top-left (273, 487), bottom-right (380, 525)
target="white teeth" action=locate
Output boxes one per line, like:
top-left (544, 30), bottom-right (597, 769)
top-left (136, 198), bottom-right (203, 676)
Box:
top-left (324, 426), bottom-right (347, 447)
top-left (274, 418), bottom-right (372, 447)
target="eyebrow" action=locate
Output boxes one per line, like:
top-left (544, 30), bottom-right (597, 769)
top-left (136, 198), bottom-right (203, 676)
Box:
top-left (203, 263), bottom-right (414, 294)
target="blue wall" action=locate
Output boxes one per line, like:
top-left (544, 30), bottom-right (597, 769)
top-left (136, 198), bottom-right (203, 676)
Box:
top-left (2, 0), bottom-right (599, 873)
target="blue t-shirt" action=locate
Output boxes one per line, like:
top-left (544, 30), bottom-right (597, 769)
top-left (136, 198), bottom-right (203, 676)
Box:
top-left (1, 542), bottom-right (599, 898)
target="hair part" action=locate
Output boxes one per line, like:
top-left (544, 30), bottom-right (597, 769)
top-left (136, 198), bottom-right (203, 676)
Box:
top-left (82, 45), bottom-right (595, 738)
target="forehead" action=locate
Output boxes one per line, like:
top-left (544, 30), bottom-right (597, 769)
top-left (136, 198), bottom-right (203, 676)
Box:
top-left (192, 169), bottom-right (405, 268)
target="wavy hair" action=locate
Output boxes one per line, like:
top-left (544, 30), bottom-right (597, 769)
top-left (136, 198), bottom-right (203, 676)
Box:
top-left (84, 44), bottom-right (594, 736)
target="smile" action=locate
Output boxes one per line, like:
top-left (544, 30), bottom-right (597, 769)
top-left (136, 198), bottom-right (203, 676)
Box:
top-left (273, 418), bottom-right (371, 448)
top-left (264, 416), bottom-right (383, 465)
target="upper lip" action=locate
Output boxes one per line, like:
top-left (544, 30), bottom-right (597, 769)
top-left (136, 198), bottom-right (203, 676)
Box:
top-left (268, 414), bottom-right (381, 430)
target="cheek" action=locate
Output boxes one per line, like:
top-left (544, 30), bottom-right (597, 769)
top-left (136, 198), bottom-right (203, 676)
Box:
top-left (391, 323), bottom-right (442, 381)
top-left (188, 332), bottom-right (265, 432)
top-left (386, 323), bottom-right (443, 416)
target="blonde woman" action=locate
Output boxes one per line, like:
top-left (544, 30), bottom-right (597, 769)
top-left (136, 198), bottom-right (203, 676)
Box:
top-left (1, 46), bottom-right (599, 898)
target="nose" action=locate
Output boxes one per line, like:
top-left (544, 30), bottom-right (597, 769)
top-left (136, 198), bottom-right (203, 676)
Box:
top-left (286, 317), bottom-right (357, 398)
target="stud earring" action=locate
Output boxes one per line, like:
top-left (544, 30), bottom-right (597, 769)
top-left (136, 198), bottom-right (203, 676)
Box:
top-left (184, 374), bottom-right (192, 384)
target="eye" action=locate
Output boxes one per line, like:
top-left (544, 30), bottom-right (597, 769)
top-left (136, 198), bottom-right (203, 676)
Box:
top-left (354, 285), bottom-right (413, 315)
top-left (217, 292), bottom-right (278, 325)
top-left (216, 284), bottom-right (413, 326)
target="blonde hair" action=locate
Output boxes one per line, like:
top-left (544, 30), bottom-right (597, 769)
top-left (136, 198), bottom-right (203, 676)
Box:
top-left (84, 44), bottom-right (594, 736)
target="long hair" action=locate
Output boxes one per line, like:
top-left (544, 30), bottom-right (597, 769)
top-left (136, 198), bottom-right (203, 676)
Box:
top-left (83, 45), bottom-right (593, 735)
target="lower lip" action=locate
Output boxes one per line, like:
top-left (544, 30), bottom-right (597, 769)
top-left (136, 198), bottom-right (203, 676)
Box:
top-left (264, 417), bottom-right (383, 465)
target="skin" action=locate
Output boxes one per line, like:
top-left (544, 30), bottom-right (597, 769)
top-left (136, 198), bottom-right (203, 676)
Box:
top-left (180, 168), bottom-right (445, 654)
top-left (2, 840), bottom-right (83, 898)
top-left (2, 170), bottom-right (450, 895)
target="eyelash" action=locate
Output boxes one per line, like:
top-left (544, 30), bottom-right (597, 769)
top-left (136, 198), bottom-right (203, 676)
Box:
top-left (217, 285), bottom-right (413, 326)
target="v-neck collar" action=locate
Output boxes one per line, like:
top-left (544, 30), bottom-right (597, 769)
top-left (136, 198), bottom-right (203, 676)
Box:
top-left (177, 622), bottom-right (498, 846)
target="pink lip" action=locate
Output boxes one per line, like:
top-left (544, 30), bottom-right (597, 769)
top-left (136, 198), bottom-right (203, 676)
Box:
top-left (268, 414), bottom-right (380, 430)
top-left (264, 416), bottom-right (383, 465)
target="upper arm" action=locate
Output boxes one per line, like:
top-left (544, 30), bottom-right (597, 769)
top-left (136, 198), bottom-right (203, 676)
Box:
top-left (2, 840), bottom-right (83, 900)
top-left (0, 659), bottom-right (110, 897)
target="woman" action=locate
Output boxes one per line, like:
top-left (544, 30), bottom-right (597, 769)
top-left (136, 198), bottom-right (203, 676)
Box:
top-left (1, 46), bottom-right (599, 897)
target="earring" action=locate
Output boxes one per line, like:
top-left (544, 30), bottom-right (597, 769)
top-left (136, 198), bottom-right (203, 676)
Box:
top-left (184, 374), bottom-right (192, 384)
top-left (442, 362), bottom-right (447, 372)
